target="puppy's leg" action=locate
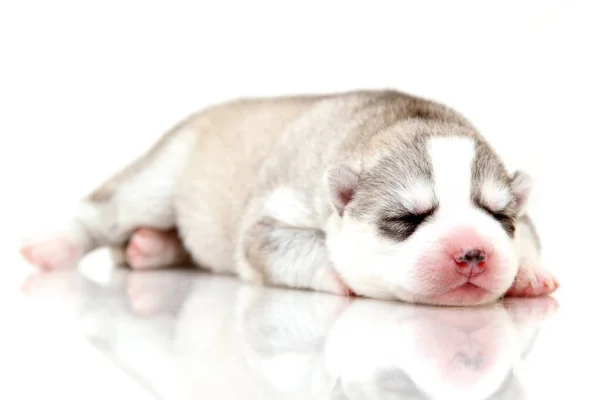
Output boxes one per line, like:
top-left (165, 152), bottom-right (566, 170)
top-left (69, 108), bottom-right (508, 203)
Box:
top-left (20, 127), bottom-right (196, 271)
top-left (506, 215), bottom-right (559, 297)
top-left (240, 217), bottom-right (353, 296)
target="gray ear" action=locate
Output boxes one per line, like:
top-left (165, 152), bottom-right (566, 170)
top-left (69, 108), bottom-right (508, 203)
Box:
top-left (511, 170), bottom-right (533, 214)
top-left (327, 165), bottom-right (359, 216)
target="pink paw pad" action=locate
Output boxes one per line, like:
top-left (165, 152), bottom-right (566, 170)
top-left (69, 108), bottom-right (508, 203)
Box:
top-left (126, 228), bottom-right (179, 270)
top-left (505, 266), bottom-right (560, 298)
top-left (20, 234), bottom-right (82, 270)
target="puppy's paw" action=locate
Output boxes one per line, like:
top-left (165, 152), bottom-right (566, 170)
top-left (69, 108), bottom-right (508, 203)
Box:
top-left (505, 265), bottom-right (559, 297)
top-left (126, 228), bottom-right (182, 270)
top-left (313, 268), bottom-right (356, 297)
top-left (20, 233), bottom-right (83, 270)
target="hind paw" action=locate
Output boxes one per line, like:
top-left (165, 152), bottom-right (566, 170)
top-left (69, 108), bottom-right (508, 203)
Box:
top-left (20, 233), bottom-right (83, 270)
top-left (126, 228), bottom-right (182, 270)
top-left (505, 265), bottom-right (559, 297)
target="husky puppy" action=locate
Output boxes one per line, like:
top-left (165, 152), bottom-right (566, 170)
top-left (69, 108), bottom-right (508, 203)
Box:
top-left (20, 90), bottom-right (559, 305)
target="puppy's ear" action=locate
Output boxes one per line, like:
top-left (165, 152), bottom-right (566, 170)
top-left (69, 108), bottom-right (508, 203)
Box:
top-left (327, 165), bottom-right (359, 216)
top-left (511, 170), bottom-right (533, 215)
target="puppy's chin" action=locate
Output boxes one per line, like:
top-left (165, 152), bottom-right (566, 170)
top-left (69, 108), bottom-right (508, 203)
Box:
top-left (412, 284), bottom-right (503, 307)
top-left (406, 267), bottom-right (517, 307)
top-left (340, 279), bottom-right (503, 307)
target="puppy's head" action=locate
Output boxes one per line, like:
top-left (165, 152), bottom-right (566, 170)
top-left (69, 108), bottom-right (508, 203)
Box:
top-left (325, 123), bottom-right (531, 306)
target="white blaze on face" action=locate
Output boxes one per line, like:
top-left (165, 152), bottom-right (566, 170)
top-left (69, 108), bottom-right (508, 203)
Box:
top-left (427, 136), bottom-right (476, 211)
top-left (411, 136), bottom-right (518, 301)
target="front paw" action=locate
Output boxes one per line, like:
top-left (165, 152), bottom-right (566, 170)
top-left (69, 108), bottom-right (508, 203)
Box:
top-left (505, 265), bottom-right (560, 297)
top-left (315, 268), bottom-right (356, 297)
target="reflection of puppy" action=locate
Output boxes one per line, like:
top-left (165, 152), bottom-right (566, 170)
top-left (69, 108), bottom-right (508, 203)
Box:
top-left (21, 269), bottom-right (197, 399)
top-left (234, 286), bottom-right (351, 397)
top-left (323, 298), bottom-right (558, 400)
top-left (124, 268), bottom-right (196, 317)
top-left (21, 270), bottom-right (557, 400)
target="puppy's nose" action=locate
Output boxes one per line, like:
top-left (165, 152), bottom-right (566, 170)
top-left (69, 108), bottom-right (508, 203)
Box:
top-left (454, 249), bottom-right (487, 277)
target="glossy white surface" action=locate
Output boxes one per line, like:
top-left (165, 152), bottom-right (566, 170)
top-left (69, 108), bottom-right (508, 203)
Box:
top-left (4, 258), bottom-right (596, 400)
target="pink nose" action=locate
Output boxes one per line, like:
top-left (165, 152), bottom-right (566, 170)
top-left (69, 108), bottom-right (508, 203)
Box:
top-left (454, 249), bottom-right (487, 278)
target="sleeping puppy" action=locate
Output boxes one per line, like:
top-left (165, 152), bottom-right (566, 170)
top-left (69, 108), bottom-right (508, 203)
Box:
top-left (19, 89), bottom-right (559, 305)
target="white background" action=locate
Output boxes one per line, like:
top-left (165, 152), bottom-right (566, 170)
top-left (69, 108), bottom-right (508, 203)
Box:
top-left (1, 1), bottom-right (599, 399)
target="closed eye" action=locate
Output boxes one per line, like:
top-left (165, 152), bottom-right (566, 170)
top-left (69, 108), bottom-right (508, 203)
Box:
top-left (379, 207), bottom-right (437, 241)
top-left (383, 209), bottom-right (435, 226)
top-left (475, 199), bottom-right (516, 236)
top-left (490, 211), bottom-right (510, 223)
top-left (476, 201), bottom-right (510, 222)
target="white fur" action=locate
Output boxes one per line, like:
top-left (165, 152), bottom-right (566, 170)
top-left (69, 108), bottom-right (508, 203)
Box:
top-left (481, 180), bottom-right (512, 211)
top-left (264, 187), bottom-right (313, 228)
top-left (71, 129), bottom-right (196, 247)
top-left (116, 129), bottom-right (197, 233)
top-left (515, 221), bottom-right (542, 274)
top-left (428, 136), bottom-right (475, 208)
top-left (394, 180), bottom-right (436, 213)
top-left (262, 229), bottom-right (342, 294)
top-left (236, 187), bottom-right (342, 293)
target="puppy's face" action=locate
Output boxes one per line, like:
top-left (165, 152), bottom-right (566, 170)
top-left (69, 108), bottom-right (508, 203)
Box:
top-left (326, 131), bottom-right (531, 306)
